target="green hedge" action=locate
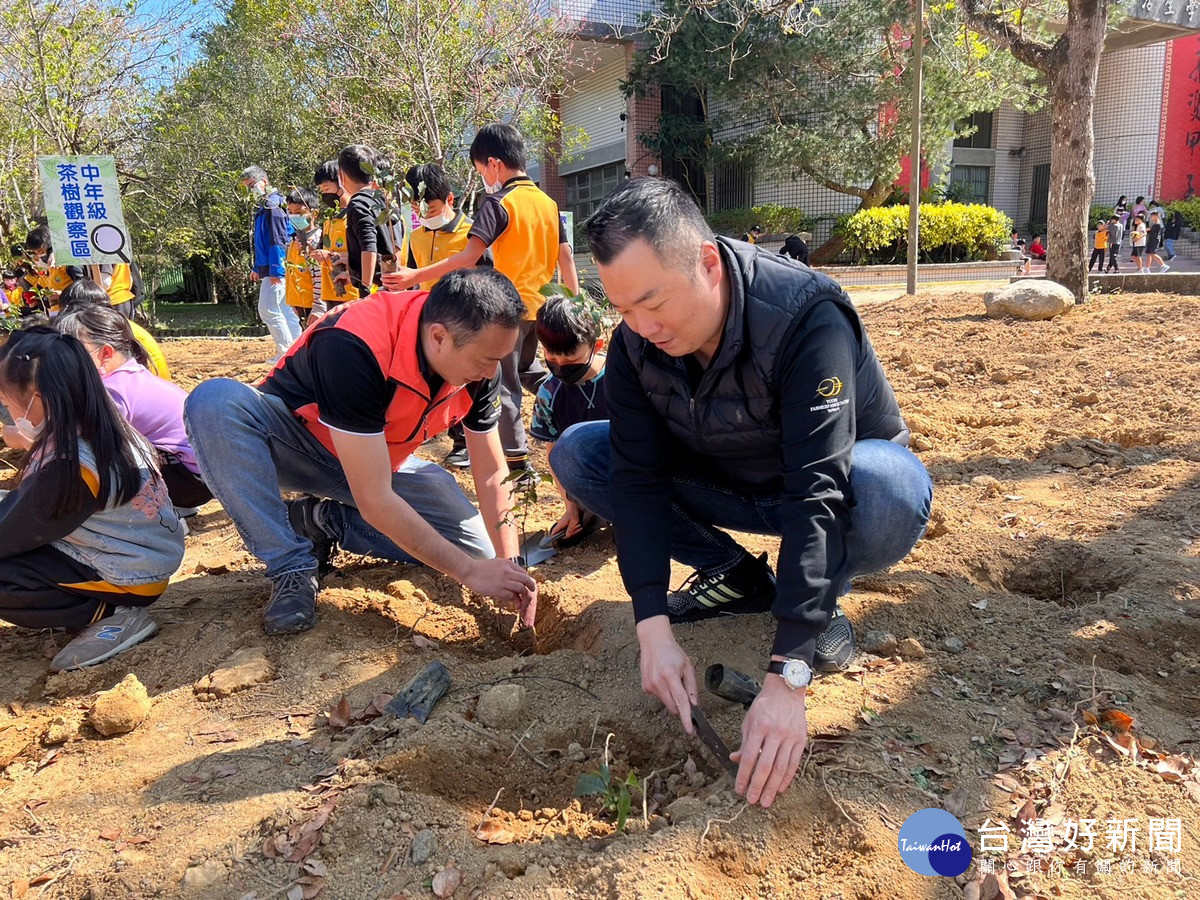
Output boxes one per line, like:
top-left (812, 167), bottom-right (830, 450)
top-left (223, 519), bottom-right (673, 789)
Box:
top-left (1090, 205), bottom-right (1114, 230)
top-left (706, 205), bottom-right (816, 237)
top-left (839, 202), bottom-right (1012, 264)
top-left (1168, 197), bottom-right (1200, 230)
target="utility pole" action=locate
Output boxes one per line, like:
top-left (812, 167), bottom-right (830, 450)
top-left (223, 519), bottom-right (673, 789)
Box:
top-left (906, 0), bottom-right (923, 296)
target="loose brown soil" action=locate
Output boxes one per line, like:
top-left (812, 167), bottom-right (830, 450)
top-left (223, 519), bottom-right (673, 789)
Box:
top-left (1, 290), bottom-right (1198, 900)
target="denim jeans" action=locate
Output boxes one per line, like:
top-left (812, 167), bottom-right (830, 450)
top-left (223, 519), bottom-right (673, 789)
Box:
top-left (550, 421), bottom-right (932, 581)
top-left (258, 277), bottom-right (302, 358)
top-left (498, 321), bottom-right (548, 461)
top-left (1164, 237), bottom-right (1176, 258)
top-left (184, 378), bottom-right (493, 579)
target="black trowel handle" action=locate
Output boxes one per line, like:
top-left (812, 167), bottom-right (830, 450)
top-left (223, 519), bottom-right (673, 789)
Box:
top-left (705, 664), bottom-right (762, 707)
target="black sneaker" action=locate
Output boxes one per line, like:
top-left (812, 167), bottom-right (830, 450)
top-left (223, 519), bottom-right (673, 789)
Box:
top-left (286, 497), bottom-right (336, 578)
top-left (445, 446), bottom-right (470, 468)
top-left (813, 605), bottom-right (857, 672)
top-left (666, 552), bottom-right (777, 623)
top-left (263, 569), bottom-right (319, 635)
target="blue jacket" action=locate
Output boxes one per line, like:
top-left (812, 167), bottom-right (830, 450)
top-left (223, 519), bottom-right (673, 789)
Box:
top-left (252, 189), bottom-right (292, 277)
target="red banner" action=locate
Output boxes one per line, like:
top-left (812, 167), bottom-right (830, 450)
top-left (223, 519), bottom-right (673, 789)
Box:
top-left (1157, 34), bottom-right (1200, 202)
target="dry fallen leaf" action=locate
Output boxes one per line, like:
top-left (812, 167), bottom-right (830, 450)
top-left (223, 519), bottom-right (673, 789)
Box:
top-left (99, 827), bottom-right (121, 841)
top-left (326, 697), bottom-right (352, 730)
top-left (412, 634), bottom-right (439, 651)
top-left (432, 866), bottom-right (462, 898)
top-left (1081, 709), bottom-right (1098, 726)
top-left (1153, 756), bottom-right (1190, 783)
top-left (1015, 799), bottom-right (1037, 838)
top-left (474, 818), bottom-right (515, 845)
top-left (302, 859), bottom-right (329, 878)
top-left (214, 765), bottom-right (239, 778)
top-left (1100, 709), bottom-right (1135, 732)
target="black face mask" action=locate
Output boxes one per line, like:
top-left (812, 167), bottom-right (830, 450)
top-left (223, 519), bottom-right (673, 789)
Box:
top-left (320, 191), bottom-right (340, 207)
top-left (547, 350), bottom-right (594, 385)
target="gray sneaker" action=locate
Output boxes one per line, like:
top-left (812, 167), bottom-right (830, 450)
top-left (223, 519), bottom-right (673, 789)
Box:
top-left (50, 606), bottom-right (159, 672)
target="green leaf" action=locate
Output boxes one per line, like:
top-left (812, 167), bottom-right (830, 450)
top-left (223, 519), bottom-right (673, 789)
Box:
top-left (599, 762), bottom-right (611, 785)
top-left (615, 785), bottom-right (632, 832)
top-left (361, 160), bottom-right (377, 177)
top-left (573, 773), bottom-right (608, 797)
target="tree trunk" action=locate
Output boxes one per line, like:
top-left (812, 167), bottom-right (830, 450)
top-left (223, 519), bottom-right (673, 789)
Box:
top-left (810, 177), bottom-right (893, 265)
top-left (1045, 0), bottom-right (1107, 299)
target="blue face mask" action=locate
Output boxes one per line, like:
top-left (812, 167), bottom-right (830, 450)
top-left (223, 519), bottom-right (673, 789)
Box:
top-left (289, 214), bottom-right (311, 231)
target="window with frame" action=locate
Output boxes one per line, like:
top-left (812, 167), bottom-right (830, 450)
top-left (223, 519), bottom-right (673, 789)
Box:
top-left (953, 111), bottom-right (994, 149)
top-left (950, 165), bottom-right (991, 203)
top-left (565, 163), bottom-right (625, 222)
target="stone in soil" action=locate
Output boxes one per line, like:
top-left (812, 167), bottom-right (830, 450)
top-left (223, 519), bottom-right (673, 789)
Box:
top-left (410, 828), bottom-right (437, 865)
top-left (861, 631), bottom-right (898, 656)
top-left (89, 674), bottom-right (151, 736)
top-left (476, 684), bottom-right (528, 729)
top-left (193, 647), bottom-right (275, 700)
top-left (897, 638), bottom-right (926, 660)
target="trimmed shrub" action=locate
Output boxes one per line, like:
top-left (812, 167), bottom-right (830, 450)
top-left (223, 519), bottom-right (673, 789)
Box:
top-left (706, 205), bottom-right (816, 237)
top-left (1090, 205), bottom-right (1114, 229)
top-left (839, 202), bottom-right (1012, 264)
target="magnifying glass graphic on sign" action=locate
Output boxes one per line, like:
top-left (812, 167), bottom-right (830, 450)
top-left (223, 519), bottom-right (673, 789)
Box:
top-left (90, 223), bottom-right (131, 263)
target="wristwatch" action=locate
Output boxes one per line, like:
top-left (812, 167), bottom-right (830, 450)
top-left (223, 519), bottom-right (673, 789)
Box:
top-left (767, 658), bottom-right (812, 691)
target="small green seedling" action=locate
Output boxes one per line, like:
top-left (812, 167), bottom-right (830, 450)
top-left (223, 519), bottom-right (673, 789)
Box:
top-left (573, 763), bottom-right (642, 833)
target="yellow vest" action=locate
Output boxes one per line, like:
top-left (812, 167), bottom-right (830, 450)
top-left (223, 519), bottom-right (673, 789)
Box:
top-left (320, 213), bottom-right (360, 304)
top-left (285, 237), bottom-right (316, 309)
top-left (408, 211), bottom-right (474, 291)
top-left (107, 264), bottom-right (135, 306)
top-left (490, 178), bottom-right (562, 320)
top-left (130, 320), bottom-right (170, 380)
top-left (4, 287), bottom-right (21, 309)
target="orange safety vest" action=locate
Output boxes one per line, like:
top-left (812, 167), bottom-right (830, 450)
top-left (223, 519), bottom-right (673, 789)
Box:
top-left (106, 264), bottom-right (135, 306)
top-left (269, 291), bottom-right (475, 471)
top-left (489, 177), bottom-right (562, 320)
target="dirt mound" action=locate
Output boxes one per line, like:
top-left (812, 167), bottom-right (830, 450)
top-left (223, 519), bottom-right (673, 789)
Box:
top-left (1, 291), bottom-right (1198, 899)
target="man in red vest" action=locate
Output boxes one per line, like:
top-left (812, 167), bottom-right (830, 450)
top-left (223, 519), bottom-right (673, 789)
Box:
top-left (184, 268), bottom-right (536, 634)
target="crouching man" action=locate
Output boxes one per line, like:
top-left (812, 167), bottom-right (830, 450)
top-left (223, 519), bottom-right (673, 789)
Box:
top-left (551, 179), bottom-right (932, 808)
top-left (185, 268), bottom-right (536, 634)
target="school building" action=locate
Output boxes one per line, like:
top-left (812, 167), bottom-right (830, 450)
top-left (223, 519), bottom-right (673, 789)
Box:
top-left (537, 0), bottom-right (1200, 242)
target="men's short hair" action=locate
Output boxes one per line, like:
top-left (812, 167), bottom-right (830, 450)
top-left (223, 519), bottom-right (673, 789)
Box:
top-left (469, 124), bottom-right (527, 170)
top-left (240, 165), bottom-right (268, 185)
top-left (584, 177), bottom-right (714, 272)
top-left (337, 145), bottom-right (378, 185)
top-left (421, 268), bottom-right (525, 346)
top-left (286, 187), bottom-right (319, 209)
top-left (536, 295), bottom-right (599, 356)
top-left (405, 165), bottom-right (453, 203)
top-left (24, 226), bottom-right (52, 252)
top-left (314, 160), bottom-right (339, 186)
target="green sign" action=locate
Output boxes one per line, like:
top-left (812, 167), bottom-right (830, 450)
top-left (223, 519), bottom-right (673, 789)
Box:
top-left (37, 155), bottom-right (132, 265)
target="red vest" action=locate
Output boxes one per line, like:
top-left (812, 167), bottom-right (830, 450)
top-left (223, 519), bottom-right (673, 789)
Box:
top-left (275, 291), bottom-right (474, 471)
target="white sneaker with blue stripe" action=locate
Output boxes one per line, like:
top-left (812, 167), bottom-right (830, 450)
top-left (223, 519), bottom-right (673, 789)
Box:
top-left (50, 606), bottom-right (159, 672)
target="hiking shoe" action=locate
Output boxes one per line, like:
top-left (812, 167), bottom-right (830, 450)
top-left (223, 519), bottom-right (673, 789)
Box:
top-left (50, 606), bottom-right (159, 672)
top-left (263, 569), bottom-right (319, 635)
top-left (445, 446), bottom-right (470, 468)
top-left (812, 605), bottom-right (857, 673)
top-left (666, 552), bottom-right (777, 623)
top-left (286, 497), bottom-right (336, 578)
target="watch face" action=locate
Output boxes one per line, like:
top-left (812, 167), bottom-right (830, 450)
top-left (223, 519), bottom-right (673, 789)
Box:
top-left (782, 659), bottom-right (811, 688)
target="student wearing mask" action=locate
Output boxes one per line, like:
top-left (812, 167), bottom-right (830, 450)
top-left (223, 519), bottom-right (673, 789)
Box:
top-left (312, 161), bottom-right (361, 308)
top-left (284, 187), bottom-right (325, 327)
top-left (403, 163), bottom-right (492, 468)
top-left (240, 165), bottom-right (302, 362)
top-left (22, 227), bottom-right (75, 314)
top-left (335, 145), bottom-right (395, 294)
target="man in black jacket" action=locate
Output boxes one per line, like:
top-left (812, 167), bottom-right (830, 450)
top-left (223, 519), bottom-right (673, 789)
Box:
top-left (552, 179), bottom-right (931, 809)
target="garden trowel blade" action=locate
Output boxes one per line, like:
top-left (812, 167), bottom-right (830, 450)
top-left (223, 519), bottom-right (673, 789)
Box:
top-left (690, 704), bottom-right (739, 777)
top-left (520, 533), bottom-right (558, 566)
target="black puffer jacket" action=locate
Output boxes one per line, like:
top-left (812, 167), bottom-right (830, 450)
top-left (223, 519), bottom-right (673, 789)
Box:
top-left (606, 237), bottom-right (909, 663)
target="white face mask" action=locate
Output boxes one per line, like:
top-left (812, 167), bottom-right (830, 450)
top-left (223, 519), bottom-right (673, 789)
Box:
top-left (13, 393), bottom-right (43, 443)
top-left (483, 178), bottom-right (503, 195)
top-left (249, 181), bottom-right (266, 198)
top-left (418, 209), bottom-right (454, 230)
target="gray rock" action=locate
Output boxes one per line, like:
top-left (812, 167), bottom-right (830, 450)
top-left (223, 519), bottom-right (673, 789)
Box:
top-left (897, 637), bottom-right (927, 660)
top-left (410, 828), bottom-right (437, 865)
top-left (984, 281), bottom-right (1075, 320)
top-left (476, 684), bottom-right (527, 729)
top-left (942, 637), bottom-right (966, 655)
top-left (664, 795), bottom-right (706, 825)
top-left (861, 630), bottom-right (898, 656)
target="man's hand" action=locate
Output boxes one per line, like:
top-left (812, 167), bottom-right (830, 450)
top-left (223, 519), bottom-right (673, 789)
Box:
top-left (269, 276), bottom-right (282, 285)
top-left (552, 500), bottom-right (583, 540)
top-left (381, 267), bottom-right (421, 291)
top-left (730, 674), bottom-right (808, 808)
top-left (462, 557), bottom-right (536, 614)
top-left (636, 616), bottom-right (698, 735)
top-left (249, 272), bottom-right (261, 282)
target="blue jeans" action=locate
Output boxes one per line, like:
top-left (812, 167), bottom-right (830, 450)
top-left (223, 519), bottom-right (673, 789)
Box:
top-left (184, 378), bottom-right (493, 579)
top-left (1164, 237), bottom-right (1176, 258)
top-left (258, 277), bottom-right (302, 357)
top-left (550, 421), bottom-right (932, 581)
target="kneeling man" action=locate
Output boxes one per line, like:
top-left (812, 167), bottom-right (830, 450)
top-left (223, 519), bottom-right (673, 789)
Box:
top-left (186, 268), bottom-right (536, 634)
top-left (552, 179), bottom-right (931, 808)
